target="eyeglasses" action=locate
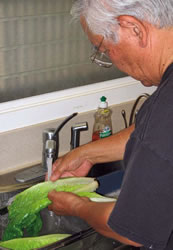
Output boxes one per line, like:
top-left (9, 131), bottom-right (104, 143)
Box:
top-left (90, 38), bottom-right (113, 68)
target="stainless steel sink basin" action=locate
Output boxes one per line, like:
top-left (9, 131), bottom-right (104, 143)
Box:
top-left (0, 170), bottom-right (126, 250)
top-left (38, 209), bottom-right (121, 249)
top-left (39, 208), bottom-right (89, 236)
top-left (0, 209), bottom-right (121, 250)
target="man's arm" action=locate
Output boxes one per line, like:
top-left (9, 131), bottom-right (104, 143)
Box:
top-left (51, 125), bottom-right (134, 180)
top-left (48, 190), bottom-right (142, 247)
top-left (82, 124), bottom-right (135, 164)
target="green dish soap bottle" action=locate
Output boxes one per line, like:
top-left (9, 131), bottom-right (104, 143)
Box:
top-left (92, 96), bottom-right (112, 141)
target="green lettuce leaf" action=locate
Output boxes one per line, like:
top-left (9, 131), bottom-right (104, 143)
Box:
top-left (0, 234), bottom-right (71, 250)
top-left (2, 177), bottom-right (98, 241)
top-left (2, 177), bottom-right (116, 241)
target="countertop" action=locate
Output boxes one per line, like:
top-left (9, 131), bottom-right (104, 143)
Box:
top-left (0, 166), bottom-right (42, 193)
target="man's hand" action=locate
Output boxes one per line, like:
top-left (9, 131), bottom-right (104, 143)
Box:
top-left (48, 190), bottom-right (89, 216)
top-left (50, 147), bottom-right (93, 181)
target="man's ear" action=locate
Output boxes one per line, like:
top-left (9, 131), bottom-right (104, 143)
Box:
top-left (117, 15), bottom-right (148, 48)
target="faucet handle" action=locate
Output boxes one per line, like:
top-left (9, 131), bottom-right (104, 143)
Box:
top-left (70, 122), bottom-right (88, 150)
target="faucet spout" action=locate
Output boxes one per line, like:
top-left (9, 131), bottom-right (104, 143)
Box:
top-left (42, 113), bottom-right (78, 171)
top-left (15, 113), bottom-right (78, 183)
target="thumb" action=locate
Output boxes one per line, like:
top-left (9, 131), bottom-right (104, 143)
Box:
top-left (50, 170), bottom-right (62, 181)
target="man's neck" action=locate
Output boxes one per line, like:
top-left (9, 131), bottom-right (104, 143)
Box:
top-left (144, 26), bottom-right (173, 86)
top-left (156, 27), bottom-right (173, 78)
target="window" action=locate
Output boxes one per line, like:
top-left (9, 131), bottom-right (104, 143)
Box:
top-left (0, 0), bottom-right (126, 103)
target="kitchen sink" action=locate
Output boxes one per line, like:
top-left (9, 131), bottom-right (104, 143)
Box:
top-left (0, 170), bottom-right (126, 250)
top-left (38, 209), bottom-right (121, 249)
top-left (0, 209), bottom-right (121, 250)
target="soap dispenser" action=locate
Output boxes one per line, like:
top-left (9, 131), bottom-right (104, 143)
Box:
top-left (92, 96), bottom-right (112, 141)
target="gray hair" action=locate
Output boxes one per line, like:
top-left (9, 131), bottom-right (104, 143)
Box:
top-left (71, 0), bottom-right (173, 42)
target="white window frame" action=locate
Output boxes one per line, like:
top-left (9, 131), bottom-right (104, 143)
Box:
top-left (0, 76), bottom-right (156, 133)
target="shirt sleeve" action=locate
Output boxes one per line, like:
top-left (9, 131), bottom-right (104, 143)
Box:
top-left (108, 136), bottom-right (173, 250)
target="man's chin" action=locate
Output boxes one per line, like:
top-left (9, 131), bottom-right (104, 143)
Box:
top-left (129, 76), bottom-right (151, 87)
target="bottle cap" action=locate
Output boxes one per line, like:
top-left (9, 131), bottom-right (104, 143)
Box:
top-left (99, 96), bottom-right (108, 108)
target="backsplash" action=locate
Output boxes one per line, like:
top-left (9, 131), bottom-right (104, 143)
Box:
top-left (0, 101), bottom-right (134, 175)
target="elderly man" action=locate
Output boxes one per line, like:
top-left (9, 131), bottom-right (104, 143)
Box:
top-left (48, 1), bottom-right (173, 249)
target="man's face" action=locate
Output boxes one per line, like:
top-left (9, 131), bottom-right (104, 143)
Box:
top-left (81, 17), bottom-right (159, 87)
top-left (106, 33), bottom-right (155, 87)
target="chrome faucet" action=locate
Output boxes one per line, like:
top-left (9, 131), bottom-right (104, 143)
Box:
top-left (42, 129), bottom-right (57, 171)
top-left (70, 122), bottom-right (88, 150)
top-left (15, 113), bottom-right (78, 183)
top-left (42, 113), bottom-right (78, 171)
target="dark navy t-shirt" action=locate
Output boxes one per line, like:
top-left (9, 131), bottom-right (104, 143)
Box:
top-left (108, 63), bottom-right (173, 250)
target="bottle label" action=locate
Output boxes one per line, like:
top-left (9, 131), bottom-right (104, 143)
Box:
top-left (100, 126), bottom-right (112, 138)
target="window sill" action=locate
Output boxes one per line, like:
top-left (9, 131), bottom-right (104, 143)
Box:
top-left (0, 76), bottom-right (156, 133)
